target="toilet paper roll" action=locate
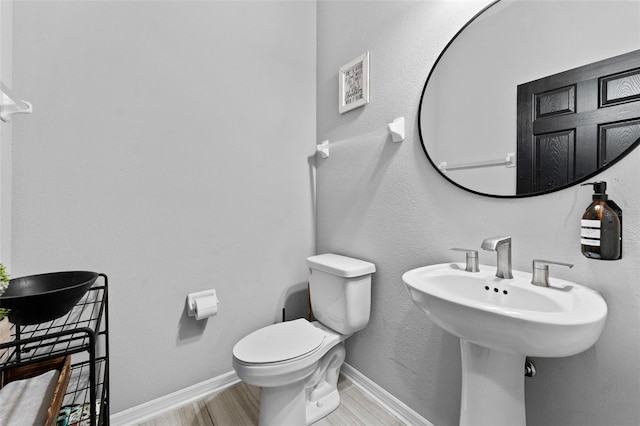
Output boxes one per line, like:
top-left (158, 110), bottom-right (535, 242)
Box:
top-left (194, 295), bottom-right (218, 320)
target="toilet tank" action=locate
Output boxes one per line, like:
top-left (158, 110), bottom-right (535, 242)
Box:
top-left (306, 253), bottom-right (376, 335)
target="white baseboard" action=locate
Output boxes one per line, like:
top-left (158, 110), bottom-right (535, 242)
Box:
top-left (110, 364), bottom-right (432, 426)
top-left (110, 371), bottom-right (240, 426)
top-left (341, 363), bottom-right (434, 426)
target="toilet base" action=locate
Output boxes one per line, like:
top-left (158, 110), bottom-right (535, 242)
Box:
top-left (305, 343), bottom-right (345, 424)
top-left (258, 375), bottom-right (342, 426)
top-left (256, 343), bottom-right (346, 426)
top-left (259, 381), bottom-right (306, 426)
top-left (306, 387), bottom-right (340, 425)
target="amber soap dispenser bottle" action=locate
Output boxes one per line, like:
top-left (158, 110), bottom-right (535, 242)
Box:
top-left (580, 181), bottom-right (622, 260)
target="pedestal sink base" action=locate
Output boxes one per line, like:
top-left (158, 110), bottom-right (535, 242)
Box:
top-left (459, 340), bottom-right (525, 426)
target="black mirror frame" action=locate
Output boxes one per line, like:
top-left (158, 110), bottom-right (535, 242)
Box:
top-left (417, 0), bottom-right (640, 198)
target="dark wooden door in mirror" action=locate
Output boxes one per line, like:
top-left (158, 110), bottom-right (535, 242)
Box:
top-left (517, 49), bottom-right (640, 194)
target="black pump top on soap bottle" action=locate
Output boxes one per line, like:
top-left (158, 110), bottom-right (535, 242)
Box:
top-left (580, 181), bottom-right (622, 260)
top-left (582, 181), bottom-right (608, 200)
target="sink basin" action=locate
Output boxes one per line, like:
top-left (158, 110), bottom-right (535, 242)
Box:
top-left (402, 263), bottom-right (607, 357)
top-left (403, 262), bottom-right (607, 426)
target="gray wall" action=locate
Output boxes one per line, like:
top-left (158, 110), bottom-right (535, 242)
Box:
top-left (317, 1), bottom-right (640, 425)
top-left (8, 0), bottom-right (640, 424)
top-left (11, 1), bottom-right (316, 412)
top-left (0, 1), bottom-right (13, 268)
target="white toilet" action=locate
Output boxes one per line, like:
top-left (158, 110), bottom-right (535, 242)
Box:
top-left (232, 253), bottom-right (375, 426)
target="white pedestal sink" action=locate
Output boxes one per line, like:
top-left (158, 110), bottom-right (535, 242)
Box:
top-left (402, 263), bottom-right (607, 426)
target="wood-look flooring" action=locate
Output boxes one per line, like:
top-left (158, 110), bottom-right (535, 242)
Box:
top-left (138, 375), bottom-right (405, 426)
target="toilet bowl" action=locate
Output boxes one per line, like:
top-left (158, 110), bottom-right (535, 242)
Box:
top-left (232, 253), bottom-right (375, 426)
top-left (233, 319), bottom-right (348, 425)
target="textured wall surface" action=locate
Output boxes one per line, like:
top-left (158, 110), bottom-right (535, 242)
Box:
top-left (0, 1), bottom-right (13, 267)
top-left (316, 1), bottom-right (640, 425)
top-left (8, 0), bottom-right (640, 424)
top-left (12, 1), bottom-right (316, 412)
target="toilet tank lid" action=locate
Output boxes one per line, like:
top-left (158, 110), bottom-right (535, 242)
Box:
top-left (307, 253), bottom-right (376, 278)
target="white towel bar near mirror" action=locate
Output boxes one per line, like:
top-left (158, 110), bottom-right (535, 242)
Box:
top-left (439, 152), bottom-right (515, 173)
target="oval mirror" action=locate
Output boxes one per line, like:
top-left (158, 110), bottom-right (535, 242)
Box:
top-left (419, 0), bottom-right (640, 197)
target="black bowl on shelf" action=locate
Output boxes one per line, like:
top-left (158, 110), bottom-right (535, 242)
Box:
top-left (0, 271), bottom-right (99, 325)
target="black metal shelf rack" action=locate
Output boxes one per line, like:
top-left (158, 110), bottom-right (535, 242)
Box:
top-left (0, 274), bottom-right (109, 426)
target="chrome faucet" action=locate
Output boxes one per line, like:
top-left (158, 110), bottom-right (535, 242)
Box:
top-left (481, 236), bottom-right (513, 279)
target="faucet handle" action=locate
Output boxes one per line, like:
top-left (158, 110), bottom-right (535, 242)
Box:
top-left (451, 248), bottom-right (480, 272)
top-left (531, 259), bottom-right (574, 287)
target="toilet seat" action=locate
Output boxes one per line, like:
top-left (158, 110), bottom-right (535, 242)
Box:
top-left (233, 319), bottom-right (326, 364)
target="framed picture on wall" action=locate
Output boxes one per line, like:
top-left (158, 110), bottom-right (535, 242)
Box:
top-left (339, 52), bottom-right (369, 114)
